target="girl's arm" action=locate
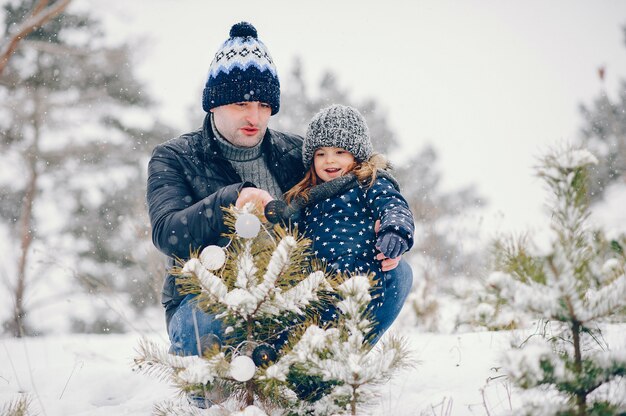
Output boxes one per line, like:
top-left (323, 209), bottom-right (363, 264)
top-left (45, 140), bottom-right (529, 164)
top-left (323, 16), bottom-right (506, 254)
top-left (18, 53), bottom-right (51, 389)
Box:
top-left (364, 176), bottom-right (415, 255)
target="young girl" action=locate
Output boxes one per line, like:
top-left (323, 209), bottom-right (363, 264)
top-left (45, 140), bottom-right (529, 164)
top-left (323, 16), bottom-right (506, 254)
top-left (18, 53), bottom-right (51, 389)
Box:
top-left (282, 104), bottom-right (415, 342)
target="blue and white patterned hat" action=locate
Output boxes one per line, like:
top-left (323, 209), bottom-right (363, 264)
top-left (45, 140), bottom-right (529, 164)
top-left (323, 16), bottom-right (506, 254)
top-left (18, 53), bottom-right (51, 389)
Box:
top-left (202, 22), bottom-right (280, 114)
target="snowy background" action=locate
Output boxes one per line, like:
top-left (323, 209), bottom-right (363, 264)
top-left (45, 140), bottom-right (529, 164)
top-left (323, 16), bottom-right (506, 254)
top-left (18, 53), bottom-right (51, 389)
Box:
top-left (2, 0), bottom-right (626, 415)
top-left (82, 0), bottom-right (626, 236)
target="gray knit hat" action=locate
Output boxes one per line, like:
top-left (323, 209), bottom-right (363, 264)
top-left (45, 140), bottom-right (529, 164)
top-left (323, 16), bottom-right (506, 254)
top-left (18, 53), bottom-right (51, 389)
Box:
top-left (303, 104), bottom-right (373, 168)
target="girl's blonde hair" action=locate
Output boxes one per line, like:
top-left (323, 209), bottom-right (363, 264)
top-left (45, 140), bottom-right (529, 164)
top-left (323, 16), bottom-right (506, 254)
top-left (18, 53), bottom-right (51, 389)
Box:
top-left (284, 152), bottom-right (390, 204)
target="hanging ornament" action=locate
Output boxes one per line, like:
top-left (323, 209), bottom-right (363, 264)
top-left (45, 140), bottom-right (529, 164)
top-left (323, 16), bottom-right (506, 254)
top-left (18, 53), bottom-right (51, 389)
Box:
top-left (252, 344), bottom-right (277, 367)
top-left (235, 213), bottom-right (261, 239)
top-left (230, 355), bottom-right (256, 382)
top-left (198, 333), bottom-right (222, 355)
top-left (199, 245), bottom-right (226, 270)
top-left (264, 200), bottom-right (287, 224)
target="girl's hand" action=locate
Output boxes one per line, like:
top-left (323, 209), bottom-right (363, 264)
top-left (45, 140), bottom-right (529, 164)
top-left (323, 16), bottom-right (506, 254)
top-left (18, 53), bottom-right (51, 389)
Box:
top-left (374, 219), bottom-right (403, 271)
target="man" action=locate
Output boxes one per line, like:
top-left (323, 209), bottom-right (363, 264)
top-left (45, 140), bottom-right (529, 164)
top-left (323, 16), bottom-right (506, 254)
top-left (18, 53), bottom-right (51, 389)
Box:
top-left (147, 22), bottom-right (411, 359)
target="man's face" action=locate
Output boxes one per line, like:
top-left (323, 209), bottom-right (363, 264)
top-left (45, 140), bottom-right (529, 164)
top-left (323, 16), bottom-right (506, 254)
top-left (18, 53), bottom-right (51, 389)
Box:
top-left (211, 101), bottom-right (272, 148)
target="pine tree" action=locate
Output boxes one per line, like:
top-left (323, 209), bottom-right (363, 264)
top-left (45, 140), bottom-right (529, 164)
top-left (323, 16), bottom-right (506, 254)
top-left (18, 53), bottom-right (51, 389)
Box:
top-left (272, 57), bottom-right (398, 155)
top-left (487, 147), bottom-right (626, 415)
top-left (263, 275), bottom-right (411, 416)
top-left (273, 58), bottom-right (486, 331)
top-left (394, 145), bottom-right (485, 278)
top-left (0, 0), bottom-right (173, 335)
top-left (578, 27), bottom-right (626, 201)
top-left (134, 204), bottom-right (411, 415)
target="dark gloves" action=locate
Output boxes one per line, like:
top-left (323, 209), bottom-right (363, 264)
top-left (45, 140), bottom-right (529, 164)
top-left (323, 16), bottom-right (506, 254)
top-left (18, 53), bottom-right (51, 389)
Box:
top-left (376, 232), bottom-right (408, 259)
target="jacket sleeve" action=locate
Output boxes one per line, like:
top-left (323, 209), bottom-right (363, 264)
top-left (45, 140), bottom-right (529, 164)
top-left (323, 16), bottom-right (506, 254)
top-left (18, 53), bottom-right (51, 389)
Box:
top-left (146, 143), bottom-right (249, 259)
top-left (363, 176), bottom-right (415, 251)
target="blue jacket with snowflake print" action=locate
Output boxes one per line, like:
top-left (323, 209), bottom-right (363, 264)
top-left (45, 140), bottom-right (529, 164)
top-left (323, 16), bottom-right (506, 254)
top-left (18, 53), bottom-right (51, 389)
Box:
top-left (296, 174), bottom-right (414, 282)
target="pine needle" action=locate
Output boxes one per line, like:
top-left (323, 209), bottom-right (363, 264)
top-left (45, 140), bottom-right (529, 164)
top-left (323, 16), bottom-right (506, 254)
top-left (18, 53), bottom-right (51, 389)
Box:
top-left (0, 395), bottom-right (32, 416)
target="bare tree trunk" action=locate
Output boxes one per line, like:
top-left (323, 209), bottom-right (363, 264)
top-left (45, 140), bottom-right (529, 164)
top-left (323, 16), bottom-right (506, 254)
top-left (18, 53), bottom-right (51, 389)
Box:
top-left (571, 320), bottom-right (587, 416)
top-left (12, 87), bottom-right (42, 338)
top-left (245, 318), bottom-right (255, 406)
top-left (350, 385), bottom-right (357, 415)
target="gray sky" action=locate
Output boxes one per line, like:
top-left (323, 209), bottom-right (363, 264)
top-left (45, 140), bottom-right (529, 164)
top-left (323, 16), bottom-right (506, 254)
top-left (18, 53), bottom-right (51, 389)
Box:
top-left (87, 0), bottom-right (626, 237)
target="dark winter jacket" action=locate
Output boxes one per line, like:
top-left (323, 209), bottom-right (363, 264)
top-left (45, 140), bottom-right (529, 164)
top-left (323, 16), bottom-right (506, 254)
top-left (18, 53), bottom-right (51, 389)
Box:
top-left (147, 114), bottom-right (305, 327)
top-left (289, 172), bottom-right (414, 281)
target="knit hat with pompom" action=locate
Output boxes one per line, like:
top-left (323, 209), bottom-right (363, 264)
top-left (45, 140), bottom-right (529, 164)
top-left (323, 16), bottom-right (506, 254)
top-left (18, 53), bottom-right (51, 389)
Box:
top-left (202, 22), bottom-right (280, 114)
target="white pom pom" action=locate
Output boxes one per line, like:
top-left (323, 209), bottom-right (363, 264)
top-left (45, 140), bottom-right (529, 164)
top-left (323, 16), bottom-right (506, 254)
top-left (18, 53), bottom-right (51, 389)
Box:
top-left (230, 355), bottom-right (256, 381)
top-left (199, 245), bottom-right (226, 270)
top-left (235, 213), bottom-right (261, 239)
top-left (232, 405), bottom-right (267, 416)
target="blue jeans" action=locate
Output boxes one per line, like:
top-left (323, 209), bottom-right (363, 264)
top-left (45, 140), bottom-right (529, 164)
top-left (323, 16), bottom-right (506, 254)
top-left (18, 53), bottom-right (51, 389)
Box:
top-left (167, 259), bottom-right (413, 356)
top-left (369, 259), bottom-right (413, 344)
top-left (168, 294), bottom-right (223, 356)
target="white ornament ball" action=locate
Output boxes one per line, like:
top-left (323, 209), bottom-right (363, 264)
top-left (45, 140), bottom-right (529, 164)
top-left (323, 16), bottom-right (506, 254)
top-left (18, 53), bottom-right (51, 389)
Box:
top-left (199, 245), bottom-right (226, 270)
top-left (230, 355), bottom-right (256, 382)
top-left (235, 213), bottom-right (261, 239)
top-left (234, 405), bottom-right (266, 416)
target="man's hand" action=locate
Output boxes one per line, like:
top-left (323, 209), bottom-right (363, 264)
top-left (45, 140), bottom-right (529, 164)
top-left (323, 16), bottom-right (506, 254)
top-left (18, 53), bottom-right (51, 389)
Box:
top-left (235, 187), bottom-right (274, 209)
top-left (376, 252), bottom-right (401, 272)
top-left (374, 219), bottom-right (401, 271)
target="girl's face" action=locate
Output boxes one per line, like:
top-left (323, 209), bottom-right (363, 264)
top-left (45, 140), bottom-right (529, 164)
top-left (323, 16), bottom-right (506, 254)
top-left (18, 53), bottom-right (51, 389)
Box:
top-left (313, 146), bottom-right (356, 182)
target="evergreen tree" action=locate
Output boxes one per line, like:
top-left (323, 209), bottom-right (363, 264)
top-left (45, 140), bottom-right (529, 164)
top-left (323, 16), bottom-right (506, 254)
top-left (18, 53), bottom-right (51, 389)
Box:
top-left (272, 59), bottom-right (486, 331)
top-left (135, 205), bottom-right (411, 415)
top-left (272, 57), bottom-right (398, 155)
top-left (0, 0), bottom-right (173, 335)
top-left (578, 27), bottom-right (626, 201)
top-left (273, 58), bottom-right (486, 277)
top-left (394, 145), bottom-right (485, 278)
top-left (486, 147), bottom-right (626, 415)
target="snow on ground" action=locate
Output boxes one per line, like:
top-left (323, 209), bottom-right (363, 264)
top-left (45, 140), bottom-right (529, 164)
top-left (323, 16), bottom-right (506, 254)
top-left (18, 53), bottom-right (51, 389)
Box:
top-left (2, 323), bottom-right (624, 415)
top-left (1, 332), bottom-right (174, 416)
top-left (376, 330), bottom-right (517, 415)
